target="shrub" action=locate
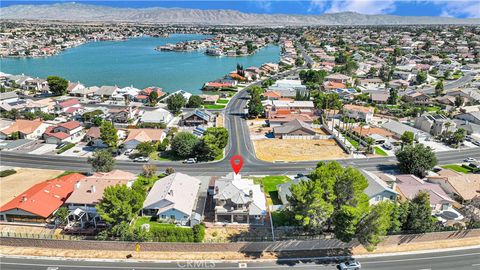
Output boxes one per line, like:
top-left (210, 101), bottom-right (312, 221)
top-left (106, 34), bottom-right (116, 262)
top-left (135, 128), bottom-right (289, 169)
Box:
top-left (193, 224), bottom-right (205, 242)
top-left (0, 169), bottom-right (16, 178)
top-left (150, 226), bottom-right (194, 242)
top-left (57, 143), bottom-right (75, 154)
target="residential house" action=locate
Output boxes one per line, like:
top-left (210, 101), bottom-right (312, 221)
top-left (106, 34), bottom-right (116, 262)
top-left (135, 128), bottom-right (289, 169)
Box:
top-left (70, 86), bottom-right (98, 98)
top-left (342, 104), bottom-right (374, 123)
top-left (199, 94), bottom-right (220, 105)
top-left (0, 91), bottom-right (19, 104)
top-left (0, 173), bottom-right (86, 223)
top-left (94, 86), bottom-right (119, 99)
top-left (325, 73), bottom-right (353, 85)
top-left (427, 169), bottom-right (480, 203)
top-left (168, 90), bottom-right (192, 102)
top-left (84, 126), bottom-right (106, 148)
top-left (403, 91), bottom-right (430, 105)
top-left (382, 120), bottom-right (430, 140)
top-left (108, 107), bottom-right (135, 124)
top-left (414, 113), bottom-right (456, 136)
top-left (370, 92), bottom-right (390, 104)
top-left (142, 173), bottom-right (201, 226)
top-left (124, 128), bottom-right (166, 149)
top-left (141, 87), bottom-right (165, 100)
top-left (359, 78), bottom-right (384, 90)
top-left (213, 173), bottom-right (267, 225)
top-left (54, 98), bottom-right (83, 116)
top-left (361, 170), bottom-right (398, 205)
top-left (0, 119), bottom-right (49, 140)
top-left (273, 119), bottom-right (317, 139)
top-left (181, 109), bottom-right (215, 127)
top-left (140, 108), bottom-right (173, 124)
top-left (268, 79), bottom-right (307, 95)
top-left (65, 170), bottom-right (136, 228)
top-left (456, 112), bottom-right (480, 125)
top-left (277, 175), bottom-right (309, 206)
top-left (395, 174), bottom-right (455, 212)
top-left (43, 120), bottom-right (83, 144)
top-left (66, 82), bottom-right (85, 94)
top-left (447, 89), bottom-right (480, 104)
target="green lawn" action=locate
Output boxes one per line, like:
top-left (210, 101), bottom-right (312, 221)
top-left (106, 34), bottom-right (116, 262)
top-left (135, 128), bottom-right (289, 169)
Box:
top-left (374, 146), bottom-right (388, 156)
top-left (253, 176), bottom-right (290, 205)
top-left (216, 99), bottom-right (229, 104)
top-left (150, 151), bottom-right (183, 161)
top-left (425, 105), bottom-right (441, 112)
top-left (203, 104), bottom-right (226, 109)
top-left (133, 216), bottom-right (176, 230)
top-left (441, 164), bottom-right (472, 174)
top-left (345, 136), bottom-right (359, 149)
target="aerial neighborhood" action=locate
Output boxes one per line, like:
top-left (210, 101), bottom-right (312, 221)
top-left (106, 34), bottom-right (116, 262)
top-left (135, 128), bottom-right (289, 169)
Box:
top-left (0, 17), bottom-right (480, 263)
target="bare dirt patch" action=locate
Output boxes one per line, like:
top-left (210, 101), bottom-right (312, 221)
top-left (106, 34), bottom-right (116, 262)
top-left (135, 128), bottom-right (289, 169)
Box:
top-left (247, 119), bottom-right (272, 138)
top-left (253, 139), bottom-right (348, 162)
top-left (0, 168), bottom-right (63, 205)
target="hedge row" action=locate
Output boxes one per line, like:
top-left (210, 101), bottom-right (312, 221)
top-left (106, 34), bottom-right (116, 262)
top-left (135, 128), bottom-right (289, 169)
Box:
top-left (57, 143), bottom-right (75, 154)
top-left (0, 169), bottom-right (16, 178)
top-left (150, 226), bottom-right (194, 242)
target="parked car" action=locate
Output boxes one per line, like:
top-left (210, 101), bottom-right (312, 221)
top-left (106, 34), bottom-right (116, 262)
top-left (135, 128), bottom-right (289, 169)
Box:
top-left (134, 157), bottom-right (149, 162)
top-left (124, 149), bottom-right (134, 155)
top-left (183, 158), bottom-right (197, 164)
top-left (56, 142), bottom-right (67, 149)
top-left (464, 157), bottom-right (477, 163)
top-left (338, 260), bottom-right (361, 270)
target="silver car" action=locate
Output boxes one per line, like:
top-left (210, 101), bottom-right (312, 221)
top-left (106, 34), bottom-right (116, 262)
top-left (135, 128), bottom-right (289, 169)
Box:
top-left (339, 260), bottom-right (361, 270)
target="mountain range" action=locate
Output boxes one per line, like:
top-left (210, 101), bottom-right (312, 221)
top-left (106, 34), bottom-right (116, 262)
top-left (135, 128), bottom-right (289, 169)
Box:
top-left (1, 3), bottom-right (479, 25)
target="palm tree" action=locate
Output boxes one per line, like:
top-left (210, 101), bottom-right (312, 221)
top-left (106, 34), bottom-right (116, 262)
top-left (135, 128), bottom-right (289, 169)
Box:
top-left (365, 137), bottom-right (375, 154)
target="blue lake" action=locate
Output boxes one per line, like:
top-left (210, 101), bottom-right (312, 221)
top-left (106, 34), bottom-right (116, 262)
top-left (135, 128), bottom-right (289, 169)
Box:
top-left (0, 34), bottom-right (280, 93)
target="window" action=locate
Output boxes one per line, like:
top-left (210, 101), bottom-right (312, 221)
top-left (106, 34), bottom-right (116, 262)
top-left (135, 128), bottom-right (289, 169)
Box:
top-left (170, 215), bottom-right (175, 220)
top-left (375, 195), bottom-right (381, 201)
top-left (161, 215), bottom-right (166, 219)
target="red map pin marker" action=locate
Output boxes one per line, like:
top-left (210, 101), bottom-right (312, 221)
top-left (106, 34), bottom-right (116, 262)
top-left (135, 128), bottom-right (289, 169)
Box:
top-left (230, 155), bottom-right (244, 174)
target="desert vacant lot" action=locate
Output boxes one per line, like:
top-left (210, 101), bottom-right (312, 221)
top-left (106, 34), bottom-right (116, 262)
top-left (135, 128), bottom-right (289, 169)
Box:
top-left (0, 168), bottom-right (63, 205)
top-left (253, 139), bottom-right (348, 162)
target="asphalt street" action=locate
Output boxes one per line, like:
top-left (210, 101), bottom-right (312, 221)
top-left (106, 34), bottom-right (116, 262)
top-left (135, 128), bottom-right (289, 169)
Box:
top-left (0, 68), bottom-right (478, 176)
top-left (1, 247), bottom-right (479, 269)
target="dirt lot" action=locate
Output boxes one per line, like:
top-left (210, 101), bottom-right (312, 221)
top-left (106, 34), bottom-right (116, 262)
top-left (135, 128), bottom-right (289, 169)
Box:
top-left (0, 168), bottom-right (63, 205)
top-left (247, 119), bottom-right (272, 139)
top-left (253, 139), bottom-right (348, 162)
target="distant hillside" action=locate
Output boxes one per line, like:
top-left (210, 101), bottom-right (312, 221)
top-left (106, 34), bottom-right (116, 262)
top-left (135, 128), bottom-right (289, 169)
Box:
top-left (1, 3), bottom-right (479, 25)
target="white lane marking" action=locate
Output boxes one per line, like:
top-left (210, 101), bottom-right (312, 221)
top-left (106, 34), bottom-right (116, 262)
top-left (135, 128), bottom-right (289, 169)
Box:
top-left (472, 263), bottom-right (480, 266)
top-left (362, 252), bottom-right (480, 264)
top-left (238, 262), bottom-right (247, 268)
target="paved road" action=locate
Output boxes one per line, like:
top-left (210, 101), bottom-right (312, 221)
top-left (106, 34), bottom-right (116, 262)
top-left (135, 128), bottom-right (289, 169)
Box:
top-left (1, 247), bottom-right (479, 269)
top-left (1, 68), bottom-right (479, 175)
top-left (418, 72), bottom-right (474, 94)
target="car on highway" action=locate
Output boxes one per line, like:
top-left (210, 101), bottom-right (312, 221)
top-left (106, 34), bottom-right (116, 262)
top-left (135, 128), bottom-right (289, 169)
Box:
top-left (183, 158), bottom-right (197, 164)
top-left (464, 157), bottom-right (478, 163)
top-left (133, 157), bottom-right (149, 162)
top-left (338, 260), bottom-right (361, 270)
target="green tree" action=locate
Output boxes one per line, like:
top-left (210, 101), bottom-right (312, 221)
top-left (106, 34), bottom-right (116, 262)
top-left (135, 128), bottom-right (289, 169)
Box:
top-left (295, 58), bottom-right (304, 67)
top-left (167, 93), bottom-right (186, 114)
top-left (100, 121), bottom-right (118, 149)
top-left (171, 132), bottom-right (200, 158)
top-left (454, 96), bottom-right (464, 107)
top-left (136, 142), bottom-right (156, 157)
top-left (435, 80), bottom-right (444, 96)
top-left (443, 70), bottom-right (451, 79)
top-left (54, 206), bottom-right (69, 225)
top-left (416, 71), bottom-right (427, 85)
top-left (388, 202), bottom-right (409, 233)
top-left (47, 76), bottom-right (69, 96)
top-left (248, 88), bottom-right (264, 118)
top-left (186, 95), bottom-right (203, 108)
top-left (96, 184), bottom-right (145, 224)
top-left (396, 144), bottom-right (437, 178)
top-left (356, 201), bottom-right (394, 251)
top-left (388, 88), bottom-right (398, 105)
top-left (400, 131), bottom-right (415, 145)
top-left (148, 91), bottom-right (159, 106)
top-left (404, 192), bottom-right (435, 233)
top-left (87, 149), bottom-right (115, 172)
top-left (195, 138), bottom-right (218, 161)
top-left (203, 127), bottom-right (229, 149)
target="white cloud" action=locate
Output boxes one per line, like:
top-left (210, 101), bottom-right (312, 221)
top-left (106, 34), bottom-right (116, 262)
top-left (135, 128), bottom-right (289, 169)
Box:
top-left (308, 0), bottom-right (397, 15)
top-left (438, 1), bottom-right (480, 18)
top-left (253, 1), bottom-right (273, 12)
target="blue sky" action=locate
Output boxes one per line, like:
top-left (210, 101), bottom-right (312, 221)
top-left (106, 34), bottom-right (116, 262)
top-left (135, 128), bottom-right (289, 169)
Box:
top-left (1, 1), bottom-right (479, 18)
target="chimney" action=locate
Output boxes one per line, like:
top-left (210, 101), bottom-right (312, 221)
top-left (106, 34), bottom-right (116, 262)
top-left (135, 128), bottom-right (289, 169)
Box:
top-left (75, 181), bottom-right (81, 189)
top-left (21, 195), bottom-right (27, 202)
top-left (91, 185), bottom-right (96, 193)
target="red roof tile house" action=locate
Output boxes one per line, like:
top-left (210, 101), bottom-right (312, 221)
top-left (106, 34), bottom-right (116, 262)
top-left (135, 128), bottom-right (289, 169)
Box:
top-left (0, 173), bottom-right (86, 223)
top-left (54, 98), bottom-right (83, 116)
top-left (43, 121), bottom-right (84, 144)
top-left (0, 119), bottom-right (49, 140)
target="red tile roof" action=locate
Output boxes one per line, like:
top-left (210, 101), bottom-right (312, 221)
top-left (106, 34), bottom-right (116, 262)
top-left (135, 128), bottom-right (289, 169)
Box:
top-left (44, 126), bottom-right (70, 140)
top-left (58, 99), bottom-right (80, 108)
top-left (58, 121), bottom-right (81, 130)
top-left (0, 173), bottom-right (85, 218)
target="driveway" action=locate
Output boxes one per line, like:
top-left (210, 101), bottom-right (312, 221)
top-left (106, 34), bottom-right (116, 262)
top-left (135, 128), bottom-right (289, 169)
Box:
top-left (59, 142), bottom-right (94, 157)
top-left (28, 143), bottom-right (57, 155)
